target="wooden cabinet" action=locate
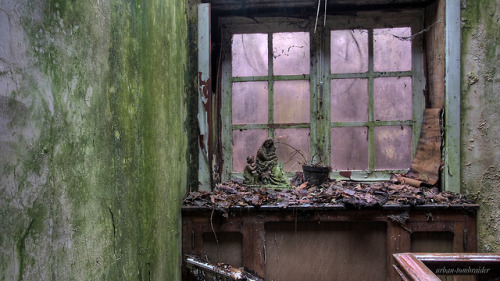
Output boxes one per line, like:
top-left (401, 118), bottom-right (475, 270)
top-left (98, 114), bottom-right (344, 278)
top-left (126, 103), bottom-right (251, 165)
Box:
top-left (182, 205), bottom-right (477, 280)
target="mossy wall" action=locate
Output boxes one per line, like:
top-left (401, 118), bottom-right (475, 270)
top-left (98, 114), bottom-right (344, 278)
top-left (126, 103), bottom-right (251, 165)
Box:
top-left (0, 0), bottom-right (190, 280)
top-left (461, 0), bottom-right (500, 252)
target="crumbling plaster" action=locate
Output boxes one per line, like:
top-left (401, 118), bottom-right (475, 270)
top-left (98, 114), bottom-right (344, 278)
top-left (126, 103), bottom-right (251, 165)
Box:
top-left (461, 0), bottom-right (500, 252)
top-left (0, 0), bottom-right (191, 280)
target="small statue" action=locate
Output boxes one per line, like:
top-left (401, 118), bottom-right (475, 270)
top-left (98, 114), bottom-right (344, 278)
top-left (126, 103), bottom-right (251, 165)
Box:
top-left (243, 156), bottom-right (258, 184)
top-left (244, 138), bottom-right (289, 187)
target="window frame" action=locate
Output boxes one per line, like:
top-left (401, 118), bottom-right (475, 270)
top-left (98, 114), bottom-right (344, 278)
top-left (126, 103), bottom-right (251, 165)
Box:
top-left (198, 1), bottom-right (462, 192)
top-left (219, 10), bottom-right (426, 182)
top-left (324, 11), bottom-right (426, 180)
top-left (220, 17), bottom-right (313, 182)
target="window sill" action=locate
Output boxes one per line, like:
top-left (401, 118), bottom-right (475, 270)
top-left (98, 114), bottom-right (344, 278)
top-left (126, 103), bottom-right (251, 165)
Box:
top-left (182, 203), bottom-right (479, 212)
top-left (184, 180), bottom-right (475, 211)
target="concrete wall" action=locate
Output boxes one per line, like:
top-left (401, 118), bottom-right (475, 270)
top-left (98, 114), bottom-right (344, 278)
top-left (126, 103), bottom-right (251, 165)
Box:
top-left (0, 0), bottom-right (190, 280)
top-left (461, 0), bottom-right (500, 252)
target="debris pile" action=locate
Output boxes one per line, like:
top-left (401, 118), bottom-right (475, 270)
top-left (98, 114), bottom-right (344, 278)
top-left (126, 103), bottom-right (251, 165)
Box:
top-left (186, 255), bottom-right (263, 281)
top-left (183, 180), bottom-right (474, 215)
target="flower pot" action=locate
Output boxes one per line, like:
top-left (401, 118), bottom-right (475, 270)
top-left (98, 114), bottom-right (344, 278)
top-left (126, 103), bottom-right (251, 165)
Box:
top-left (302, 165), bottom-right (330, 186)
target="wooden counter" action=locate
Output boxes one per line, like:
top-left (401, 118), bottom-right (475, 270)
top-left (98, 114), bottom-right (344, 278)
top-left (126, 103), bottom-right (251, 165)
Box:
top-left (182, 204), bottom-right (478, 280)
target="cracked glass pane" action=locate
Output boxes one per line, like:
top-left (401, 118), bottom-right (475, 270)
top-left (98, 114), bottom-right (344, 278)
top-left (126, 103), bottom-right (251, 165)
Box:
top-left (374, 126), bottom-right (412, 170)
top-left (374, 27), bottom-right (412, 72)
top-left (331, 127), bottom-right (369, 171)
top-left (232, 33), bottom-right (268, 77)
top-left (232, 81), bottom-right (268, 125)
top-left (274, 80), bottom-right (310, 124)
top-left (331, 29), bottom-right (368, 74)
top-left (331, 78), bottom-right (368, 122)
top-left (273, 32), bottom-right (310, 75)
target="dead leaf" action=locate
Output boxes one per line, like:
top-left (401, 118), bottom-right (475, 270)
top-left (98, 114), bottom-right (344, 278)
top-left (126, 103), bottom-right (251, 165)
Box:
top-left (297, 182), bottom-right (308, 190)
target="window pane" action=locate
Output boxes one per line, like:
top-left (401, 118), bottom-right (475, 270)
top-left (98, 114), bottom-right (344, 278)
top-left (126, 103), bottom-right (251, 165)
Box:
top-left (374, 126), bottom-right (412, 170)
top-left (232, 81), bottom-right (268, 124)
top-left (275, 129), bottom-right (310, 172)
top-left (232, 129), bottom-right (269, 173)
top-left (331, 29), bottom-right (368, 74)
top-left (374, 27), bottom-right (412, 72)
top-left (273, 32), bottom-right (310, 75)
top-left (232, 33), bottom-right (268, 77)
top-left (331, 78), bottom-right (368, 122)
top-left (374, 77), bottom-right (412, 121)
top-left (274, 80), bottom-right (310, 124)
top-left (331, 127), bottom-right (368, 171)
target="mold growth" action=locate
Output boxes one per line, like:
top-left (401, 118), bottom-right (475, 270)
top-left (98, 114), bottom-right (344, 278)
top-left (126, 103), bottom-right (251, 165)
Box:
top-left (1, 0), bottom-right (190, 280)
top-left (461, 0), bottom-right (500, 252)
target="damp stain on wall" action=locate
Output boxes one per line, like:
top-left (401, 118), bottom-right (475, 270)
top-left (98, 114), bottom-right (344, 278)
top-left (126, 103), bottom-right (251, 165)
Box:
top-left (0, 0), bottom-right (191, 280)
top-left (461, 0), bottom-right (500, 253)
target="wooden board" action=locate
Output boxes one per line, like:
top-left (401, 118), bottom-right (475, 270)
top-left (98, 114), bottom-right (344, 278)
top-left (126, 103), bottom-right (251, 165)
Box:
top-left (264, 222), bottom-right (387, 281)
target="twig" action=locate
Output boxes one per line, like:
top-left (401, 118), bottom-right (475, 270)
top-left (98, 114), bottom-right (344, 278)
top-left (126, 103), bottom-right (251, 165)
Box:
top-left (275, 141), bottom-right (308, 164)
top-left (210, 207), bottom-right (219, 244)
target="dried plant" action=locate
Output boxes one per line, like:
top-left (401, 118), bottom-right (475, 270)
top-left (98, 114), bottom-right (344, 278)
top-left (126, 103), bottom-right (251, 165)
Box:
top-left (275, 141), bottom-right (327, 167)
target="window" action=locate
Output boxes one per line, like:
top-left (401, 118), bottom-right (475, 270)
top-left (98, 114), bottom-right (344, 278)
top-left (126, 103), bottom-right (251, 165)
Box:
top-left (198, 1), bottom-right (462, 191)
top-left (219, 12), bottom-right (425, 181)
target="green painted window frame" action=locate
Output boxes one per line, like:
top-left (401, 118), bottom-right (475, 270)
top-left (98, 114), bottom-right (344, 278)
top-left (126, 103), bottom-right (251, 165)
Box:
top-left (325, 12), bottom-right (425, 181)
top-left (220, 17), bottom-right (313, 182)
top-left (219, 11), bottom-right (426, 182)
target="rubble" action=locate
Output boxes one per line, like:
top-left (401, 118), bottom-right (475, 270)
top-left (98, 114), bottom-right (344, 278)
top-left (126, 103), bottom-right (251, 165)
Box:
top-left (186, 255), bottom-right (263, 281)
top-left (183, 179), bottom-right (475, 216)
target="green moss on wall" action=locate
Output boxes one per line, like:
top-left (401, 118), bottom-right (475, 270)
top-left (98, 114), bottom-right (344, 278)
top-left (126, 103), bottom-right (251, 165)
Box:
top-left (1, 0), bottom-right (191, 280)
top-left (461, 0), bottom-right (500, 252)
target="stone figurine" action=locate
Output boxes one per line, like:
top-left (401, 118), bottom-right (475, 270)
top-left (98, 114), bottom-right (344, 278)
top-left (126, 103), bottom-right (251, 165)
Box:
top-left (243, 138), bottom-right (289, 186)
top-left (243, 156), bottom-right (258, 184)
